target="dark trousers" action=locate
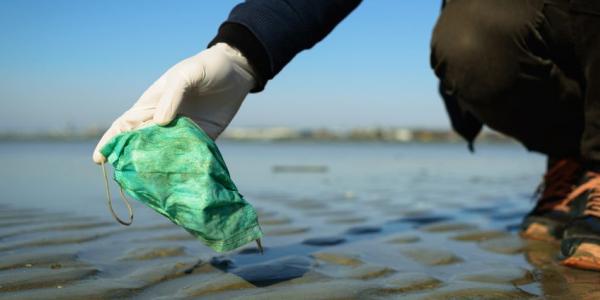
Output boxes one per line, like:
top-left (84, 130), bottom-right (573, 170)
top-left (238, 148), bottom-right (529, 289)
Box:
top-left (431, 0), bottom-right (600, 162)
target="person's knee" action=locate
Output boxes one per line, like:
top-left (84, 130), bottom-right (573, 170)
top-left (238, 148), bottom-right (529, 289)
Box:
top-left (431, 0), bottom-right (543, 101)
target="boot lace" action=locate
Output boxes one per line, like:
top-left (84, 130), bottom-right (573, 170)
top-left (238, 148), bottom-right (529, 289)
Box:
top-left (554, 172), bottom-right (600, 218)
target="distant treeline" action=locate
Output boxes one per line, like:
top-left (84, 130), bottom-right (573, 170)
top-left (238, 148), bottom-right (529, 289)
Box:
top-left (0, 127), bottom-right (512, 143)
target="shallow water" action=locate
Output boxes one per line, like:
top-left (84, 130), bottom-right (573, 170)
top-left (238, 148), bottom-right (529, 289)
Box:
top-left (1, 141), bottom-right (599, 299)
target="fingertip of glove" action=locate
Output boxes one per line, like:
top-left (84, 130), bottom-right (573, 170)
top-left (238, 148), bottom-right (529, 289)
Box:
top-left (93, 151), bottom-right (107, 164)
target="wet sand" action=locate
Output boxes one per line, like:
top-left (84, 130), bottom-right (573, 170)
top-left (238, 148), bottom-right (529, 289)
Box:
top-left (2, 194), bottom-right (600, 300)
top-left (2, 142), bottom-right (600, 299)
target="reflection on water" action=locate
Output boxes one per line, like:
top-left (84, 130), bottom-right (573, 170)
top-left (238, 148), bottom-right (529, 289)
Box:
top-left (0, 141), bottom-right (544, 216)
top-left (4, 141), bottom-right (598, 299)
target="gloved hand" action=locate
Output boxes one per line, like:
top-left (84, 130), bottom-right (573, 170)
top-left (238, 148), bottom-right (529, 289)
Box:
top-left (92, 43), bottom-right (256, 164)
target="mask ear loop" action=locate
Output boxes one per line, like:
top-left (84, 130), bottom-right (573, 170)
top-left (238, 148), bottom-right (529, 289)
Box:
top-left (101, 161), bottom-right (134, 226)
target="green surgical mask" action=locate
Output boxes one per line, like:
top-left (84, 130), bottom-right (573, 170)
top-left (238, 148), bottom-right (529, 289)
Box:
top-left (99, 117), bottom-right (262, 253)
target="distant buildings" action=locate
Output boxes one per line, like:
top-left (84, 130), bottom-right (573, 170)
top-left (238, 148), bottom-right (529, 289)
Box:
top-left (220, 126), bottom-right (509, 143)
top-left (222, 127), bottom-right (302, 141)
top-left (0, 126), bottom-right (511, 143)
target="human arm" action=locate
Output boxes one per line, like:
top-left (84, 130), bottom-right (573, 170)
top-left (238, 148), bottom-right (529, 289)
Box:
top-left (93, 0), bottom-right (361, 163)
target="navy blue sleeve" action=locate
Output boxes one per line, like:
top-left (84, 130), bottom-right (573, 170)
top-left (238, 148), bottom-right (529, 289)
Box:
top-left (209, 0), bottom-right (362, 92)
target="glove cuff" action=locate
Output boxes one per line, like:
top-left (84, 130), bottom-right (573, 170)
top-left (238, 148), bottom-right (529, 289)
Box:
top-left (212, 43), bottom-right (257, 85)
top-left (208, 22), bottom-right (270, 93)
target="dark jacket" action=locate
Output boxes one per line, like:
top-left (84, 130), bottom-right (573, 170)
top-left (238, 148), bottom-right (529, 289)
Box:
top-left (210, 0), bottom-right (482, 146)
top-left (209, 0), bottom-right (362, 92)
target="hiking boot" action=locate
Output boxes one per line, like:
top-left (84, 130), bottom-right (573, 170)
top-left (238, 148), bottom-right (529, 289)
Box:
top-left (560, 171), bottom-right (600, 271)
top-left (521, 157), bottom-right (584, 242)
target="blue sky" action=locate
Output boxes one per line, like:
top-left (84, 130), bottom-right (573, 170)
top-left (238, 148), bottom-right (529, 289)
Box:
top-left (0, 1), bottom-right (446, 132)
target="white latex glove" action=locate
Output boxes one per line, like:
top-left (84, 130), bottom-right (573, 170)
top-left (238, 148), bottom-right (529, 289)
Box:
top-left (92, 43), bottom-right (256, 164)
